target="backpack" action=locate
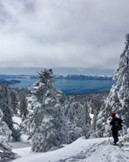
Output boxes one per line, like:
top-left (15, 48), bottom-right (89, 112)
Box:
top-left (114, 118), bottom-right (122, 130)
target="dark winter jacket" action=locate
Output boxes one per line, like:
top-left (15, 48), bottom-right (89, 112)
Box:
top-left (110, 117), bottom-right (122, 130)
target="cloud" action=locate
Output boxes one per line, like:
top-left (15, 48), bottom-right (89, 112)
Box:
top-left (0, 0), bottom-right (129, 69)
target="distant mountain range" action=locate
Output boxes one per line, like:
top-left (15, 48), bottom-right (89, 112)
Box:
top-left (55, 75), bottom-right (113, 80)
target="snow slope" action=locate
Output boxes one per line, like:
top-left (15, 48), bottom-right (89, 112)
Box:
top-left (10, 137), bottom-right (129, 162)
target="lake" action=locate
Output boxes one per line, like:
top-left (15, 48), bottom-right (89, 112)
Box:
top-left (9, 77), bottom-right (115, 95)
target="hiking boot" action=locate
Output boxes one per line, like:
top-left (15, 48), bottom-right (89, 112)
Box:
top-left (114, 142), bottom-right (116, 145)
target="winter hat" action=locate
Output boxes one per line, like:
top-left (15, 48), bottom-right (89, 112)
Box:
top-left (111, 112), bottom-right (116, 118)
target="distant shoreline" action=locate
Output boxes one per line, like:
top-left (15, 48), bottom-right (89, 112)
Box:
top-left (0, 74), bottom-right (114, 95)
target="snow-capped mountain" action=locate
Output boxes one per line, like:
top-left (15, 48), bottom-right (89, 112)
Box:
top-left (55, 74), bottom-right (113, 80)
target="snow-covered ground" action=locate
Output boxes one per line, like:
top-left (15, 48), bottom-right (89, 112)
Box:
top-left (9, 116), bottom-right (129, 162)
top-left (9, 137), bottom-right (129, 162)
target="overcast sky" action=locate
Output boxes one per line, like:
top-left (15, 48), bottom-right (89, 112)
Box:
top-left (0, 0), bottom-right (129, 70)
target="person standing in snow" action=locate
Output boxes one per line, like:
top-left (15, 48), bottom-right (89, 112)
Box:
top-left (110, 112), bottom-right (122, 145)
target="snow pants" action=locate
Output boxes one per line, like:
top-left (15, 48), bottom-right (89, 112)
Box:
top-left (112, 128), bottom-right (119, 144)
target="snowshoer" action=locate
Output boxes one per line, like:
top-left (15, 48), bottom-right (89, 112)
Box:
top-left (110, 112), bottom-right (122, 145)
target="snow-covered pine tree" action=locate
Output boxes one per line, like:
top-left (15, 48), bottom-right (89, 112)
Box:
top-left (83, 103), bottom-right (91, 139)
top-left (0, 84), bottom-right (22, 141)
top-left (0, 85), bottom-right (15, 137)
top-left (88, 93), bottom-right (107, 138)
top-left (22, 69), bottom-right (66, 152)
top-left (96, 34), bottom-right (129, 136)
top-left (9, 89), bottom-right (18, 114)
top-left (64, 99), bottom-right (83, 143)
top-left (18, 90), bottom-right (28, 118)
top-left (63, 95), bottom-right (91, 142)
top-left (0, 109), bottom-right (15, 159)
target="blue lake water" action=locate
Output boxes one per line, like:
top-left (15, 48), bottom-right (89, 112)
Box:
top-left (9, 77), bottom-right (115, 95)
top-left (54, 79), bottom-right (115, 95)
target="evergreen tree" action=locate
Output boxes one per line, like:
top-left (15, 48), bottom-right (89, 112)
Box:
top-left (0, 109), bottom-right (15, 159)
top-left (18, 91), bottom-right (28, 118)
top-left (0, 85), bottom-right (14, 136)
top-left (63, 95), bottom-right (91, 142)
top-left (9, 90), bottom-right (18, 114)
top-left (0, 84), bottom-right (22, 141)
top-left (96, 34), bottom-right (129, 136)
top-left (88, 93), bottom-right (107, 137)
top-left (83, 103), bottom-right (91, 139)
top-left (22, 69), bottom-right (66, 152)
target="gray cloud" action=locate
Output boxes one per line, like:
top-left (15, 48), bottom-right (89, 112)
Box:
top-left (0, 0), bottom-right (129, 69)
